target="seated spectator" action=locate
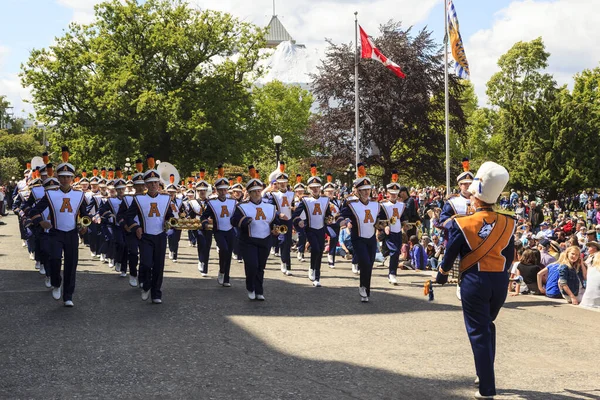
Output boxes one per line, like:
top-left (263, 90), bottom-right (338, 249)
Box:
top-left (555, 231), bottom-right (567, 244)
top-left (549, 241), bottom-right (561, 260)
top-left (537, 262), bottom-right (563, 299)
top-left (409, 235), bottom-right (427, 270)
top-left (537, 238), bottom-right (557, 267)
top-left (539, 222), bottom-right (554, 239)
top-left (337, 221), bottom-right (353, 259)
top-left (581, 246), bottom-right (600, 309)
top-left (557, 245), bottom-right (587, 304)
top-left (510, 249), bottom-right (543, 295)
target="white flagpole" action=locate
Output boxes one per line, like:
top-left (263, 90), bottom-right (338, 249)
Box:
top-left (444, 0), bottom-right (451, 197)
top-left (354, 12), bottom-right (360, 169)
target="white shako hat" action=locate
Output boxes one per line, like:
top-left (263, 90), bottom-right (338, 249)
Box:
top-left (468, 161), bottom-right (509, 204)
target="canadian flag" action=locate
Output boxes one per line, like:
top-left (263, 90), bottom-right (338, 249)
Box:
top-left (360, 26), bottom-right (406, 79)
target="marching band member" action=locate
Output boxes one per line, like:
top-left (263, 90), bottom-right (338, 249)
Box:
top-left (339, 164), bottom-right (381, 302)
top-left (39, 167), bottom-right (60, 288)
top-left (378, 170), bottom-right (406, 285)
top-left (230, 175), bottom-right (244, 263)
top-left (268, 162), bottom-right (294, 276)
top-left (292, 164), bottom-right (333, 287)
top-left (439, 158), bottom-right (476, 298)
top-left (78, 170), bottom-right (91, 246)
top-left (12, 168), bottom-right (35, 259)
top-left (116, 160), bottom-right (145, 287)
top-left (102, 168), bottom-right (118, 268)
top-left (201, 165), bottom-right (237, 287)
top-left (86, 167), bottom-right (102, 259)
top-left (13, 164), bottom-right (31, 249)
top-left (166, 175), bottom-right (183, 263)
top-left (189, 170), bottom-right (212, 276)
top-left (183, 183), bottom-right (197, 248)
top-left (124, 155), bottom-right (174, 304)
top-left (21, 163), bottom-right (47, 272)
top-left (435, 162), bottom-right (516, 399)
top-left (231, 166), bottom-right (284, 300)
top-left (292, 175), bottom-right (307, 263)
top-left (99, 168), bottom-right (127, 274)
top-left (323, 173), bottom-right (341, 269)
top-left (28, 147), bottom-right (89, 307)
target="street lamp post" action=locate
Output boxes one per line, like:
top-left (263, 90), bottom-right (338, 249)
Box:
top-left (273, 135), bottom-right (282, 164)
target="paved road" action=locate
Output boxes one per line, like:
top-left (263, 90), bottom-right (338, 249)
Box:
top-left (0, 214), bottom-right (598, 399)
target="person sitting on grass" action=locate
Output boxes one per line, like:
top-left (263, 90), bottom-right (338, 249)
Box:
top-left (409, 235), bottom-right (427, 271)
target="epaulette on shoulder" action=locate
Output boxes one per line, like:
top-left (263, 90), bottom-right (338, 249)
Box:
top-left (72, 188), bottom-right (82, 192)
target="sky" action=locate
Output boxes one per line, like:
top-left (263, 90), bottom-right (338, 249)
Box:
top-left (1, 0), bottom-right (599, 118)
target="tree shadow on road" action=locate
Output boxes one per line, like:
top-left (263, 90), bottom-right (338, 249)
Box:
top-left (0, 268), bottom-right (587, 400)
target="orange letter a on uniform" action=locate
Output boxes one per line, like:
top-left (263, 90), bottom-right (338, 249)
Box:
top-left (148, 202), bottom-right (161, 217)
top-left (60, 198), bottom-right (73, 213)
top-left (280, 196), bottom-right (290, 208)
top-left (392, 208), bottom-right (401, 219)
top-left (255, 207), bottom-right (266, 220)
top-left (220, 205), bottom-right (230, 218)
top-left (364, 210), bottom-right (374, 223)
top-left (312, 203), bottom-right (322, 215)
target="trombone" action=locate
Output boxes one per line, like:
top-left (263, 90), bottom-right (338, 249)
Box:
top-left (77, 216), bottom-right (92, 228)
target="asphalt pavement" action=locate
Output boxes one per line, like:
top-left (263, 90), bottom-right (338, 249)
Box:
top-left (0, 213), bottom-right (598, 399)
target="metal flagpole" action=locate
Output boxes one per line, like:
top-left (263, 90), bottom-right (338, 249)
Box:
top-left (354, 12), bottom-right (360, 169)
top-left (444, 0), bottom-right (451, 197)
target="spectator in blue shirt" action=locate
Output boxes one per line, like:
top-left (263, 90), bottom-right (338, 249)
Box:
top-left (556, 245), bottom-right (586, 304)
top-left (409, 235), bottom-right (427, 270)
top-left (537, 262), bottom-right (563, 299)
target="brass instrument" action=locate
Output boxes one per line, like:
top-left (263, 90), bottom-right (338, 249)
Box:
top-left (166, 218), bottom-right (212, 231)
top-left (273, 225), bottom-right (288, 234)
top-left (77, 216), bottom-right (92, 228)
top-left (374, 216), bottom-right (397, 230)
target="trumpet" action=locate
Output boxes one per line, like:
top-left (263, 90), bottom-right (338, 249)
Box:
top-left (374, 216), bottom-right (397, 230)
top-left (77, 216), bottom-right (92, 228)
top-left (273, 225), bottom-right (288, 234)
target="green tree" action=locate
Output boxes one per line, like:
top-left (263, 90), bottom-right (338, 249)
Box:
top-left (246, 81), bottom-right (313, 167)
top-left (21, 0), bottom-right (266, 176)
top-left (308, 21), bottom-right (467, 183)
top-left (0, 157), bottom-right (21, 184)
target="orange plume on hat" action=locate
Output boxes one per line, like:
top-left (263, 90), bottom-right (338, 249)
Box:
top-left (255, 170), bottom-right (260, 180)
top-left (61, 146), bottom-right (69, 163)
top-left (229, 179), bottom-right (233, 186)
top-left (146, 154), bottom-right (155, 170)
top-left (128, 175), bottom-right (133, 181)
top-left (46, 163), bottom-right (54, 178)
top-left (187, 180), bottom-right (193, 189)
top-left (135, 159), bottom-right (143, 173)
top-left (391, 170), bottom-right (399, 183)
top-left (296, 174), bottom-right (302, 184)
top-left (74, 177), bottom-right (80, 183)
top-left (357, 163), bottom-right (366, 178)
top-left (26, 162), bottom-right (31, 170)
top-left (100, 168), bottom-right (107, 179)
top-left (108, 169), bottom-right (114, 180)
top-left (236, 174), bottom-right (243, 184)
top-left (93, 167), bottom-right (98, 177)
top-left (217, 165), bottom-right (224, 179)
top-left (462, 158), bottom-right (470, 172)
top-left (326, 173), bottom-right (333, 183)
top-left (198, 169), bottom-right (205, 180)
top-left (310, 163), bottom-right (317, 177)
top-left (81, 170), bottom-right (87, 178)
top-left (116, 168), bottom-right (123, 179)
top-left (279, 162), bottom-right (285, 173)
top-left (42, 152), bottom-right (49, 164)
top-left (169, 174), bottom-right (175, 184)
top-left (248, 165), bottom-right (256, 179)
